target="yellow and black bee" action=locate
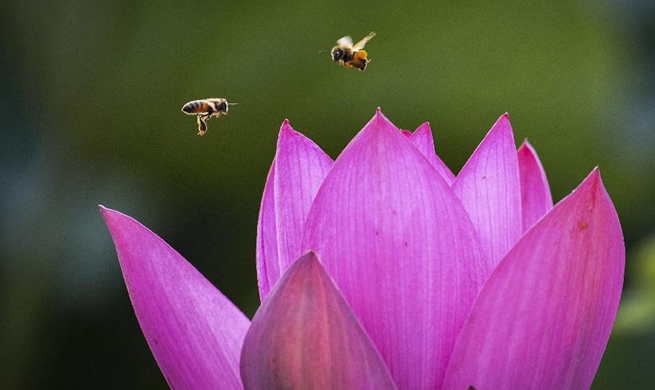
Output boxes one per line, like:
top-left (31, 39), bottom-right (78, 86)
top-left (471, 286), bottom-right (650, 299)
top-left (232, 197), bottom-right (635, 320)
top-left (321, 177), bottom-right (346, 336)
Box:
top-left (329, 32), bottom-right (376, 71)
top-left (181, 98), bottom-right (237, 136)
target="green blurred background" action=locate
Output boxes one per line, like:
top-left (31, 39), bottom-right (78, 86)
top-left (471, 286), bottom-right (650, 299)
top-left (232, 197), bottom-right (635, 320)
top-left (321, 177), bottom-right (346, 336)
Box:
top-left (2, 0), bottom-right (654, 388)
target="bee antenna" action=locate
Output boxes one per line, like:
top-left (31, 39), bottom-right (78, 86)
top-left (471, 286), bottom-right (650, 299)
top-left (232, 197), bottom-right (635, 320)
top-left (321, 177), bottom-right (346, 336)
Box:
top-left (319, 50), bottom-right (331, 54)
top-left (228, 102), bottom-right (239, 106)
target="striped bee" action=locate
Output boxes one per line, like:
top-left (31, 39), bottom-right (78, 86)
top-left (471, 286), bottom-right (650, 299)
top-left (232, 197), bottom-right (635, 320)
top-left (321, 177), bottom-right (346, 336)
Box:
top-left (181, 98), bottom-right (237, 136)
top-left (329, 32), bottom-right (376, 71)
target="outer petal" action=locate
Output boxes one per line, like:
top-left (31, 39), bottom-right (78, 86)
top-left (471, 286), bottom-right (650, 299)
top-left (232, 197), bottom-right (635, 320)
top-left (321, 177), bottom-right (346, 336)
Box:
top-left (101, 207), bottom-right (249, 390)
top-left (256, 120), bottom-right (333, 300)
top-left (452, 113), bottom-right (522, 270)
top-left (442, 169), bottom-right (625, 390)
top-left (518, 140), bottom-right (553, 232)
top-left (302, 110), bottom-right (487, 389)
top-left (409, 122), bottom-right (456, 185)
top-left (240, 252), bottom-right (397, 390)
top-left (256, 162), bottom-right (277, 298)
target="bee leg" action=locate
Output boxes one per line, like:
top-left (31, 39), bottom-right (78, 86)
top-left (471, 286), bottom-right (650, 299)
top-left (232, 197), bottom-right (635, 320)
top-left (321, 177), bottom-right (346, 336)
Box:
top-left (197, 115), bottom-right (208, 136)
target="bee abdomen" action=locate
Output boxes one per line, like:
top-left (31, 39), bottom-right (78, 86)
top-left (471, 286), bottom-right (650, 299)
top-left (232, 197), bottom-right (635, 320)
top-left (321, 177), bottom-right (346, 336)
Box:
top-left (182, 100), bottom-right (206, 114)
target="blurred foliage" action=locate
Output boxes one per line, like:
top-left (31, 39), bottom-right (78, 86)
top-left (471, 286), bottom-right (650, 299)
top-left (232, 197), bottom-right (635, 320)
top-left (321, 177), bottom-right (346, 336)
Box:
top-left (614, 236), bottom-right (655, 334)
top-left (1, 0), bottom-right (653, 388)
top-left (596, 235), bottom-right (655, 388)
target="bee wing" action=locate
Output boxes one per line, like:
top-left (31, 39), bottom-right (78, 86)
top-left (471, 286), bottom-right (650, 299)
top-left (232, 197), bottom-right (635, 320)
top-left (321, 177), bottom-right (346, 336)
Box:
top-left (352, 31), bottom-right (376, 51)
top-left (336, 36), bottom-right (354, 49)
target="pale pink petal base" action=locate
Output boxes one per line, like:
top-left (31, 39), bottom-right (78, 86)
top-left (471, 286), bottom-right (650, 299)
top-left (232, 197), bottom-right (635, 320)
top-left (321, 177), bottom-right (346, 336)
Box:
top-left (101, 207), bottom-right (250, 390)
top-left (303, 110), bottom-right (487, 389)
top-left (240, 252), bottom-right (397, 390)
top-left (442, 169), bottom-right (625, 389)
top-left (518, 140), bottom-right (553, 232)
top-left (453, 113), bottom-right (522, 271)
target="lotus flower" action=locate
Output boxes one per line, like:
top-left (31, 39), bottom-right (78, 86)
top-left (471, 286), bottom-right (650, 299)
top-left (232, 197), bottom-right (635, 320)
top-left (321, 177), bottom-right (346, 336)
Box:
top-left (101, 109), bottom-right (624, 389)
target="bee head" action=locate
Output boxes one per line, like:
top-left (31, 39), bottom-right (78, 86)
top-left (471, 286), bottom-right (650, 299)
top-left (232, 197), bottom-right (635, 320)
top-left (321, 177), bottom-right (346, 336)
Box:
top-left (331, 46), bottom-right (344, 62)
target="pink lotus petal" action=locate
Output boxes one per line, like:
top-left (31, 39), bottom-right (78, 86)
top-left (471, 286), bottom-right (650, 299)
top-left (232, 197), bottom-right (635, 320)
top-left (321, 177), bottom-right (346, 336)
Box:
top-left (240, 252), bottom-right (397, 390)
top-left (101, 207), bottom-right (249, 390)
top-left (442, 169), bottom-right (625, 390)
top-left (452, 113), bottom-right (522, 271)
top-left (518, 140), bottom-right (554, 232)
top-left (302, 110), bottom-right (487, 389)
top-left (256, 120), bottom-right (333, 300)
top-left (256, 162), bottom-right (278, 299)
top-left (409, 122), bottom-right (456, 185)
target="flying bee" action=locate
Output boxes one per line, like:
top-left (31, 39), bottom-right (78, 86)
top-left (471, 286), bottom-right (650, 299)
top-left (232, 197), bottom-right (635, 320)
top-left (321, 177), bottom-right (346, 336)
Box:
top-left (327, 32), bottom-right (376, 71)
top-left (181, 98), bottom-right (237, 136)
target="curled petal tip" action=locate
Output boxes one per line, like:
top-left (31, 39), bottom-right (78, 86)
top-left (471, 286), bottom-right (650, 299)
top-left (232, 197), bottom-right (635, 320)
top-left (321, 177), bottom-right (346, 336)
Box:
top-left (99, 206), bottom-right (124, 224)
top-left (583, 167), bottom-right (602, 186)
top-left (99, 206), bottom-right (114, 223)
top-left (374, 107), bottom-right (394, 124)
top-left (587, 167), bottom-right (602, 190)
top-left (517, 140), bottom-right (553, 232)
top-left (278, 119), bottom-right (301, 143)
top-left (280, 119), bottom-right (292, 132)
top-left (498, 112), bottom-right (512, 125)
top-left (413, 122), bottom-right (431, 135)
top-left (360, 108), bottom-right (397, 137)
top-left (296, 251), bottom-right (320, 269)
top-left (301, 250), bottom-right (319, 262)
top-left (99, 206), bottom-right (114, 225)
top-left (279, 121), bottom-right (296, 138)
top-left (517, 140), bottom-right (536, 156)
top-left (488, 113), bottom-right (514, 138)
top-left (566, 168), bottom-right (608, 217)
